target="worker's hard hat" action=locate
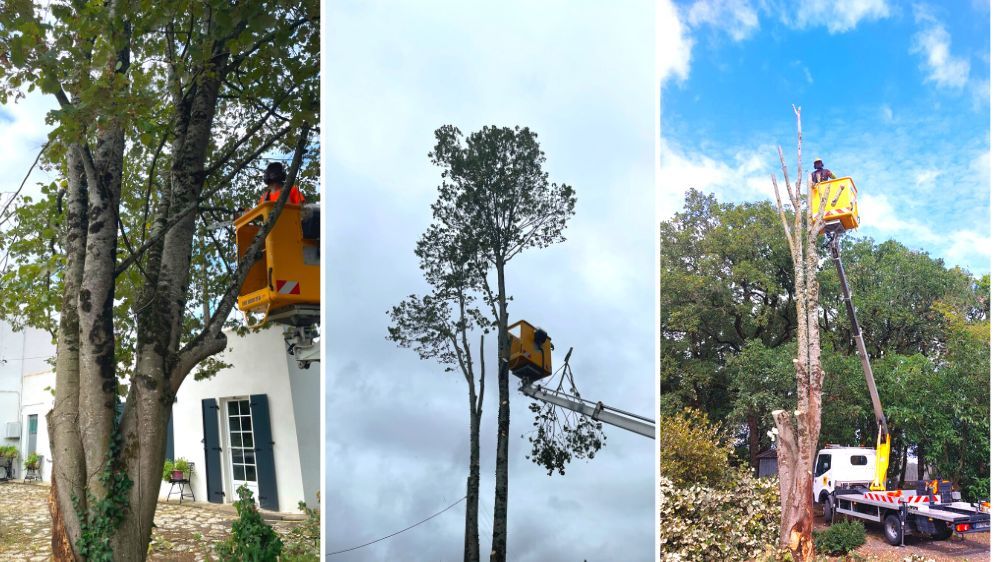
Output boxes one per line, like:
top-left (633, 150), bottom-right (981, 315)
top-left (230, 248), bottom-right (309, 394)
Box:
top-left (814, 157), bottom-right (823, 163)
top-left (264, 162), bottom-right (287, 185)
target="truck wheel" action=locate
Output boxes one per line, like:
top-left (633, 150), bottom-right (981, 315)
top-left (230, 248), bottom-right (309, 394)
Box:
top-left (931, 521), bottom-right (953, 541)
top-left (823, 496), bottom-right (836, 524)
top-left (883, 514), bottom-right (903, 546)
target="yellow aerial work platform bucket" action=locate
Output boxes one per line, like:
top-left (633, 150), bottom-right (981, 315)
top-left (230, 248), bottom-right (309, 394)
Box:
top-left (235, 201), bottom-right (319, 327)
top-left (507, 320), bottom-right (552, 382)
top-left (811, 176), bottom-right (859, 230)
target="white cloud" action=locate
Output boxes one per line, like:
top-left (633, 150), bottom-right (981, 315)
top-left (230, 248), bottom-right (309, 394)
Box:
top-left (914, 168), bottom-right (941, 186)
top-left (941, 230), bottom-right (991, 266)
top-left (784, 0), bottom-right (890, 33)
top-left (658, 139), bottom-right (776, 218)
top-left (910, 6), bottom-right (970, 90)
top-left (658, 0), bottom-right (693, 83)
top-left (687, 0), bottom-right (760, 41)
top-left (859, 193), bottom-right (934, 240)
top-left (970, 78), bottom-right (990, 108)
top-left (880, 104), bottom-right (894, 122)
top-left (971, 150), bottom-right (989, 183)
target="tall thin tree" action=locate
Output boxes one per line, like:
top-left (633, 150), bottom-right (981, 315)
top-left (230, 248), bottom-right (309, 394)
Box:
top-left (389, 225), bottom-right (489, 561)
top-left (428, 125), bottom-right (576, 561)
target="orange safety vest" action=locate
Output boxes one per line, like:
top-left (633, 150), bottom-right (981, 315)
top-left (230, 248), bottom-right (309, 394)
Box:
top-left (260, 185), bottom-right (305, 205)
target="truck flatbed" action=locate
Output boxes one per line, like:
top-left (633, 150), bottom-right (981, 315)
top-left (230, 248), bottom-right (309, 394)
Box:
top-left (831, 487), bottom-right (990, 545)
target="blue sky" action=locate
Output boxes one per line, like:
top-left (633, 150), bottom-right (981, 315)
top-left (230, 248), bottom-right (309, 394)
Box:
top-left (658, 0), bottom-right (990, 275)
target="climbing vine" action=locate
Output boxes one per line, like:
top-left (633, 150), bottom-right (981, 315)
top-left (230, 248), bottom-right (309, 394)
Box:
top-left (73, 399), bottom-right (133, 562)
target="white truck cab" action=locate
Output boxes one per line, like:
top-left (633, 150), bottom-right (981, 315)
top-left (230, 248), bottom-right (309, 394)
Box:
top-left (813, 446), bottom-right (876, 505)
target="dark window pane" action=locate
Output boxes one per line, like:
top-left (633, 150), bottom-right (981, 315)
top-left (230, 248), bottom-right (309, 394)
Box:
top-left (228, 402), bottom-right (239, 416)
top-left (239, 401), bottom-right (250, 415)
top-left (850, 455), bottom-right (868, 466)
top-left (244, 450), bottom-right (256, 466)
top-left (243, 432), bottom-right (254, 448)
top-left (230, 432), bottom-right (242, 448)
top-left (241, 417), bottom-right (253, 431)
top-left (233, 465), bottom-right (245, 481)
top-left (232, 450), bottom-right (244, 464)
top-left (244, 466), bottom-right (256, 482)
top-left (816, 454), bottom-right (832, 475)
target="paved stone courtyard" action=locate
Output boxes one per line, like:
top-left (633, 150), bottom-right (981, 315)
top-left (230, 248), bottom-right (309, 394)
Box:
top-left (0, 481), bottom-right (309, 561)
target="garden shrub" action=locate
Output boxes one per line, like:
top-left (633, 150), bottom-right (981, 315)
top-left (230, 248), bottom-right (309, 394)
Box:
top-left (660, 468), bottom-right (780, 561)
top-left (214, 485), bottom-right (283, 562)
top-left (281, 493), bottom-right (321, 561)
top-left (661, 407), bottom-right (733, 488)
top-left (813, 520), bottom-right (866, 555)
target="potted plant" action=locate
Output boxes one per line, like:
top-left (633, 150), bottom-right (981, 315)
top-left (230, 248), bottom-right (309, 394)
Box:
top-left (162, 459), bottom-right (175, 482)
top-left (163, 457), bottom-right (192, 482)
top-left (0, 446), bottom-right (17, 461)
top-left (172, 458), bottom-right (191, 481)
top-left (24, 452), bottom-right (40, 471)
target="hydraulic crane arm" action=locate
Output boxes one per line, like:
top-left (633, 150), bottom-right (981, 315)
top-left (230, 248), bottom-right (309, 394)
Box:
top-left (519, 382), bottom-right (656, 439)
top-left (828, 226), bottom-right (890, 491)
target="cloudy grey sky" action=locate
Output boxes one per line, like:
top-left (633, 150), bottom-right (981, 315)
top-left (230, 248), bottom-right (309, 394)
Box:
top-left (325, 2), bottom-right (657, 560)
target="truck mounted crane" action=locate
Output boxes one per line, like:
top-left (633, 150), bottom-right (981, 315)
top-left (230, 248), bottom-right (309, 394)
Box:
top-left (809, 177), bottom-right (989, 546)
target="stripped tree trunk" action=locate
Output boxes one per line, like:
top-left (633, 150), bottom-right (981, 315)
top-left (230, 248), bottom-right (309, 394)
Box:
top-left (462, 333), bottom-right (486, 562)
top-left (769, 105), bottom-right (834, 561)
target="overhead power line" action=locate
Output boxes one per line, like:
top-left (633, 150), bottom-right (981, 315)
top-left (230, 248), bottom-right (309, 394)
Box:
top-left (327, 495), bottom-right (468, 557)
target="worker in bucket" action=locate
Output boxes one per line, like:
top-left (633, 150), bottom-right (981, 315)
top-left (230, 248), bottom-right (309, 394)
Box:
top-left (258, 162), bottom-right (319, 240)
top-left (811, 157), bottom-right (836, 184)
top-left (259, 161), bottom-right (306, 205)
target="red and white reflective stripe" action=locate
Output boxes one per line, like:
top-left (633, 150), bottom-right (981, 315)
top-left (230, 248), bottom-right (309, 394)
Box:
top-left (825, 207), bottom-right (853, 216)
top-left (276, 280), bottom-right (300, 295)
top-left (863, 492), bottom-right (939, 504)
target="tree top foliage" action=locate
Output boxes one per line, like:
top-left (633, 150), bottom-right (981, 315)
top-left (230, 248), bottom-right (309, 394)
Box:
top-left (428, 125), bottom-right (576, 269)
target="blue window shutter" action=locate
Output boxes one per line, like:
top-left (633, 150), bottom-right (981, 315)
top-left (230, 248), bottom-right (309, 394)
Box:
top-left (201, 399), bottom-right (225, 504)
top-left (249, 394), bottom-right (279, 511)
top-left (165, 410), bottom-right (174, 461)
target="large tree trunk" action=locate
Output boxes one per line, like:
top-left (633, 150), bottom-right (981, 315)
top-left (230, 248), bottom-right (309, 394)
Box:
top-left (490, 264), bottom-right (510, 562)
top-left (770, 106), bottom-right (830, 561)
top-left (47, 147), bottom-right (89, 559)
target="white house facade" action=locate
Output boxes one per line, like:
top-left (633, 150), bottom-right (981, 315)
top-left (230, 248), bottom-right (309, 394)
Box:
top-left (1, 321), bottom-right (318, 515)
top-left (0, 322), bottom-right (56, 482)
top-left (158, 326), bottom-right (320, 513)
